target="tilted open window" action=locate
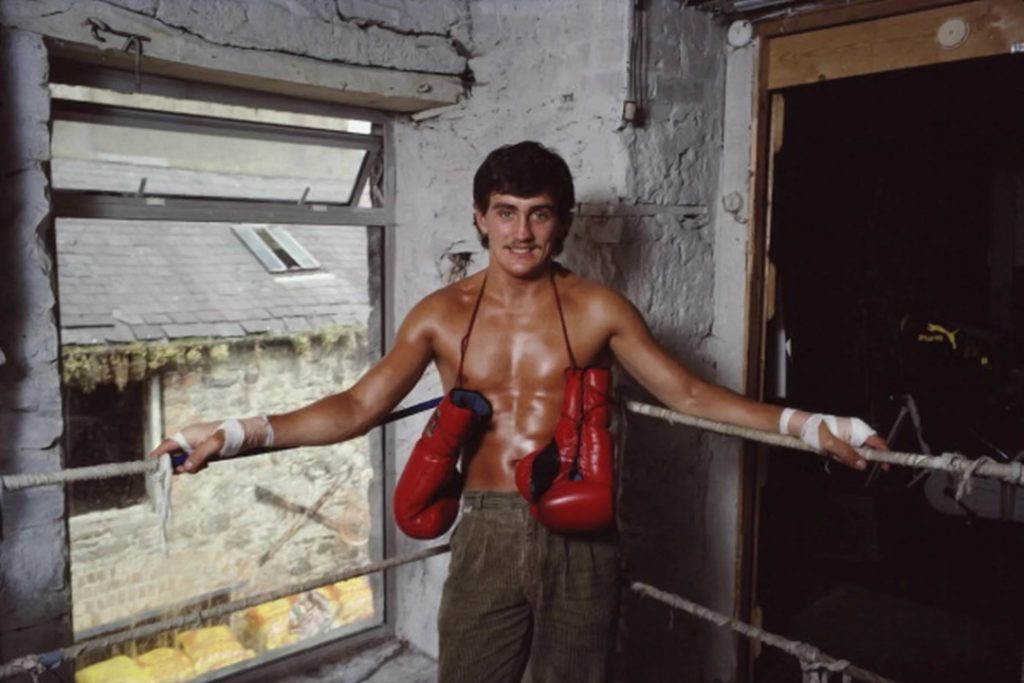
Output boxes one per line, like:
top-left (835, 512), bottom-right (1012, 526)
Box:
top-left (51, 62), bottom-right (392, 681)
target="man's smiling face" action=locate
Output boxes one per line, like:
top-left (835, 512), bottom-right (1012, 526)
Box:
top-left (475, 192), bottom-right (565, 278)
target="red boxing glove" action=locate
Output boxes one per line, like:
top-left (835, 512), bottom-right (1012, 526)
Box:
top-left (394, 389), bottom-right (491, 539)
top-left (515, 367), bottom-right (615, 533)
top-left (514, 367), bottom-right (583, 503)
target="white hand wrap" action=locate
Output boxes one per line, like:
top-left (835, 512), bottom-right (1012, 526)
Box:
top-left (169, 431), bottom-right (193, 454)
top-left (779, 408), bottom-right (876, 451)
top-left (215, 416), bottom-right (275, 457)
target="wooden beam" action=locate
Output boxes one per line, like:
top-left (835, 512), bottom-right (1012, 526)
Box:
top-left (766, 0), bottom-right (1024, 90)
top-left (755, 0), bottom-right (965, 38)
top-left (7, 0), bottom-right (465, 112)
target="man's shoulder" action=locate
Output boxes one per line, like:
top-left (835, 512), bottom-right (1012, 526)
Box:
top-left (556, 267), bottom-right (631, 310)
top-left (408, 271), bottom-right (484, 320)
top-left (397, 273), bottom-right (484, 345)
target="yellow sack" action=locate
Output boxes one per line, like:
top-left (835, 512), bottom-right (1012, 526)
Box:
top-left (76, 655), bottom-right (154, 683)
top-left (333, 576), bottom-right (375, 625)
top-left (241, 597), bottom-right (297, 652)
top-left (176, 625), bottom-right (253, 675)
top-left (134, 647), bottom-right (195, 683)
top-left (174, 625), bottom-right (234, 654)
top-left (186, 642), bottom-right (254, 675)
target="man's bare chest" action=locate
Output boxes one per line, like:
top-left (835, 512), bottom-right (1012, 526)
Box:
top-left (438, 309), bottom-right (576, 393)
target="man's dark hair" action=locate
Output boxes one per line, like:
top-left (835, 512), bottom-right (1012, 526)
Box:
top-left (473, 141), bottom-right (575, 253)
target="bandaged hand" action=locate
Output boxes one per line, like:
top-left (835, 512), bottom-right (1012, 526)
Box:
top-left (779, 408), bottom-right (886, 470)
top-left (149, 416), bottom-right (274, 473)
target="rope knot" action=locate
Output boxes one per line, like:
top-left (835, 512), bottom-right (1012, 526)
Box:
top-left (1009, 460), bottom-right (1024, 487)
top-left (940, 452), bottom-right (998, 502)
top-left (798, 649), bottom-right (852, 683)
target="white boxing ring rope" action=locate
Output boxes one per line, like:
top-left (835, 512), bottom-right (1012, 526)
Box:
top-left (4, 402), bottom-right (1022, 495)
top-left (624, 400), bottom-right (1024, 491)
top-left (3, 401), bottom-right (1020, 680)
top-left (0, 544), bottom-right (451, 680)
top-left (632, 582), bottom-right (897, 683)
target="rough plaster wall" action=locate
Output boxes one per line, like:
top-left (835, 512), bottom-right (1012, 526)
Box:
top-left (0, 28), bottom-right (73, 665)
top-left (8, 0), bottom-right (469, 76)
top-left (616, 7), bottom-right (734, 682)
top-left (1, 2), bottom-right (737, 679)
top-left (0, 0), bottom-right (467, 672)
top-left (390, 0), bottom-right (632, 658)
top-left (390, 2), bottom-right (734, 680)
top-left (108, 0), bottom-right (468, 75)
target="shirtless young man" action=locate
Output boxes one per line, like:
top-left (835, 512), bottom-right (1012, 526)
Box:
top-left (151, 141), bottom-right (885, 683)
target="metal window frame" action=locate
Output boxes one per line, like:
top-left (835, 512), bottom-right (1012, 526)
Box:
top-left (53, 194), bottom-right (389, 226)
top-left (53, 99), bottom-right (381, 150)
top-left (51, 68), bottom-right (400, 674)
top-left (51, 94), bottom-right (388, 224)
top-left (50, 59), bottom-right (394, 125)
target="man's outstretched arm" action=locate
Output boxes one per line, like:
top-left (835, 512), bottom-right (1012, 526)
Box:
top-left (149, 297), bottom-right (438, 472)
top-left (601, 290), bottom-right (886, 468)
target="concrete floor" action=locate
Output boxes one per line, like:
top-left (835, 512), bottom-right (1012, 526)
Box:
top-left (279, 640), bottom-right (437, 683)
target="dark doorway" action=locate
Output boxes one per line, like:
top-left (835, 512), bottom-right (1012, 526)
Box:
top-left (755, 54), bottom-right (1024, 683)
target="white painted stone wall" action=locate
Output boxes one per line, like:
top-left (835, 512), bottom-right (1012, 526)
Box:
top-left (391, 3), bottom-right (736, 681)
top-left (0, 0), bottom-right (468, 671)
top-left (1, 0), bottom-right (468, 112)
top-left (5, 0), bottom-right (469, 75)
top-left (617, 7), bottom-right (736, 681)
top-left (2, 2), bottom-right (744, 680)
top-left (390, 0), bottom-right (631, 659)
top-left (0, 28), bottom-right (73, 669)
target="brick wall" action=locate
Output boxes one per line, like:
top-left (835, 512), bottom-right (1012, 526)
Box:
top-left (68, 332), bottom-right (378, 633)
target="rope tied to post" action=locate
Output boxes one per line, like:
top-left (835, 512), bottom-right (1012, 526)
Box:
top-left (632, 582), bottom-right (900, 683)
top-left (624, 401), bottom-right (1024, 488)
top-left (938, 453), bottom-right (1013, 502)
top-left (800, 655), bottom-right (853, 683)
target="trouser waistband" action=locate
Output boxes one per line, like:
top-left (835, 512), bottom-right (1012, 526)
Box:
top-left (460, 490), bottom-right (527, 511)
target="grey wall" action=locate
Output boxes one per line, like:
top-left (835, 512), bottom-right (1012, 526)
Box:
top-left (1, 2), bottom-right (742, 681)
top-left (2, 0), bottom-right (468, 111)
top-left (390, 2), bottom-right (736, 680)
top-left (67, 0), bottom-right (469, 75)
top-left (390, 0), bottom-right (632, 657)
top-left (0, 26), bottom-right (71, 665)
top-left (0, 0), bottom-right (470, 668)
top-left (618, 8), bottom-right (737, 681)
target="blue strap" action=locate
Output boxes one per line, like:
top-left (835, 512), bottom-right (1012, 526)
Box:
top-left (170, 396), bottom-right (444, 469)
top-left (380, 396), bottom-right (443, 425)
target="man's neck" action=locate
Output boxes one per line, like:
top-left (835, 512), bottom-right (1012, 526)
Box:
top-left (483, 261), bottom-right (558, 306)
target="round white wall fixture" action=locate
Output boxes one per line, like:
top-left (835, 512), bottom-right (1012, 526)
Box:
top-left (722, 191), bottom-right (744, 215)
top-left (727, 20), bottom-right (754, 48)
top-left (936, 18), bottom-right (970, 49)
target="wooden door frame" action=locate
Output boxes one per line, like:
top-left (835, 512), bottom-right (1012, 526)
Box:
top-left (733, 1), bottom-right (1024, 680)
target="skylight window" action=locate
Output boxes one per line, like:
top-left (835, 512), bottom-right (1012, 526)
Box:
top-left (233, 225), bottom-right (320, 273)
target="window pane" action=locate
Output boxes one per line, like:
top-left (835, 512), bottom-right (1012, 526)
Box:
top-left (52, 119), bottom-right (367, 204)
top-left (51, 83), bottom-right (373, 134)
top-left (58, 218), bottom-right (383, 677)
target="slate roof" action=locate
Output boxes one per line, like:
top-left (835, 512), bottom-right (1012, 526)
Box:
top-left (56, 219), bottom-right (371, 346)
